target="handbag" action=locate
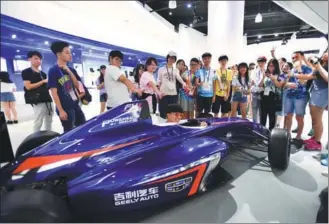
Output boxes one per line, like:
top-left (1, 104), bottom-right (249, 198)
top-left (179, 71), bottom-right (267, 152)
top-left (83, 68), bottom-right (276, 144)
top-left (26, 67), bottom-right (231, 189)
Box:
top-left (24, 89), bottom-right (42, 105)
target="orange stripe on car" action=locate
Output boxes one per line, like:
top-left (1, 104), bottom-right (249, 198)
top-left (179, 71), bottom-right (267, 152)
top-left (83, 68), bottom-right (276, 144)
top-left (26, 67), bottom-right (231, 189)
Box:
top-left (13, 137), bottom-right (153, 175)
top-left (146, 163), bottom-right (207, 196)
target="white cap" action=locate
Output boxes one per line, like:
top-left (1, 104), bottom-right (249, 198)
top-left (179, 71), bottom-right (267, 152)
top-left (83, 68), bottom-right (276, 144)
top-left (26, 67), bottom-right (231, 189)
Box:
top-left (167, 51), bottom-right (177, 57)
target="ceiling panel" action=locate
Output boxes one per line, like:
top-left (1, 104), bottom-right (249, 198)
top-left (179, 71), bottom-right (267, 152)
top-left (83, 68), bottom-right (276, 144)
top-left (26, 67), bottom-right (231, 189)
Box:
top-left (139, 0), bottom-right (325, 45)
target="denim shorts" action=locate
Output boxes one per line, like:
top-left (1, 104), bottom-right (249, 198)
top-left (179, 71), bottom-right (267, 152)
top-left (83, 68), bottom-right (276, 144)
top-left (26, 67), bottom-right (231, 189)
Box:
top-left (0, 92), bottom-right (16, 102)
top-left (232, 92), bottom-right (248, 103)
top-left (99, 93), bottom-right (107, 102)
top-left (284, 94), bottom-right (308, 116)
top-left (310, 88), bottom-right (328, 108)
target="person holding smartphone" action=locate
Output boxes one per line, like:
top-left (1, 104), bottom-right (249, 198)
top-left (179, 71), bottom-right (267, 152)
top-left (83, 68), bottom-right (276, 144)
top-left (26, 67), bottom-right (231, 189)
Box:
top-left (294, 52), bottom-right (328, 151)
top-left (259, 59), bottom-right (284, 130)
top-left (230, 63), bottom-right (251, 119)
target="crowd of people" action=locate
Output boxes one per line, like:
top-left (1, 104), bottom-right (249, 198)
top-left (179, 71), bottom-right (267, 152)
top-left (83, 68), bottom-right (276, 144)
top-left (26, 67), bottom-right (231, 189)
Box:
top-left (0, 41), bottom-right (328, 156)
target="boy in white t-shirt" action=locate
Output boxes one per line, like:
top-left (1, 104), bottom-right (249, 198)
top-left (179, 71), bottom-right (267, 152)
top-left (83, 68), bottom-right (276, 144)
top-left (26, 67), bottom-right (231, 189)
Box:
top-left (104, 50), bottom-right (142, 110)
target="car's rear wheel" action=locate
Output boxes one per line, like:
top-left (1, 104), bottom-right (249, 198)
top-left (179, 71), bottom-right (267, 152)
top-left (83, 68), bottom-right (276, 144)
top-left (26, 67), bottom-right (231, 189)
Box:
top-left (15, 131), bottom-right (60, 158)
top-left (0, 188), bottom-right (71, 222)
top-left (268, 128), bottom-right (291, 170)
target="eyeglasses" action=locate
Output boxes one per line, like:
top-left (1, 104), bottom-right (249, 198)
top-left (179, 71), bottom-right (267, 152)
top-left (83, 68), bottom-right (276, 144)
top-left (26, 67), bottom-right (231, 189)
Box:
top-left (190, 63), bottom-right (198, 66)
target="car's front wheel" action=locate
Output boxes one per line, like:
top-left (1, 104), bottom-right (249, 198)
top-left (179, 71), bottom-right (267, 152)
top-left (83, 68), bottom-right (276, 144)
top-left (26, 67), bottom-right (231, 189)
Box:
top-left (268, 128), bottom-right (291, 170)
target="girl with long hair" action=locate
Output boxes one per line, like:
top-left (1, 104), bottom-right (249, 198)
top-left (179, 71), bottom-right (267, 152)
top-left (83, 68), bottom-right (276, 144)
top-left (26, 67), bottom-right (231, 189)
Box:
top-left (95, 65), bottom-right (107, 113)
top-left (132, 64), bottom-right (145, 101)
top-left (259, 59), bottom-right (284, 130)
top-left (139, 58), bottom-right (163, 113)
top-left (0, 72), bottom-right (18, 124)
top-left (230, 63), bottom-right (251, 119)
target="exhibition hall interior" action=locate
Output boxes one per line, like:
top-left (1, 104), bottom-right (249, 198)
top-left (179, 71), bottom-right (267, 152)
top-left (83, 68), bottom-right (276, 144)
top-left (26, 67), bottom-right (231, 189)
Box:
top-left (0, 0), bottom-right (328, 223)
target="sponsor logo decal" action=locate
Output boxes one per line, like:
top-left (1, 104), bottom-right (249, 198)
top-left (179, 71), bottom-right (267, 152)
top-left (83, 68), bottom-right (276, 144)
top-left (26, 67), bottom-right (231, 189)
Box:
top-left (165, 177), bottom-right (193, 193)
top-left (113, 187), bottom-right (159, 206)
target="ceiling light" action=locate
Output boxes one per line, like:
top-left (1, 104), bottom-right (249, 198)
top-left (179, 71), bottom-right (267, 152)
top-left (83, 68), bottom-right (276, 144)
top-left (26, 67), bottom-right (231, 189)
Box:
top-left (274, 33), bottom-right (279, 37)
top-left (255, 13), bottom-right (262, 23)
top-left (11, 34), bottom-right (17, 39)
top-left (73, 53), bottom-right (75, 56)
top-left (69, 45), bottom-right (73, 49)
top-left (16, 49), bottom-right (20, 52)
top-left (187, 3), bottom-right (192, 8)
top-left (44, 41), bottom-right (49, 45)
top-left (128, 57), bottom-right (132, 60)
top-left (258, 35), bottom-right (262, 39)
top-left (169, 11), bottom-right (172, 15)
top-left (169, 0), bottom-right (177, 9)
top-left (189, 23), bottom-right (193, 27)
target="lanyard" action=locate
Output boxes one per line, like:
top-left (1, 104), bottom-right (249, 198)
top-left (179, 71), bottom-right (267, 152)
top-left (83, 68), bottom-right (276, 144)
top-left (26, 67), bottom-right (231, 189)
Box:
top-left (166, 66), bottom-right (174, 82)
top-left (32, 67), bottom-right (44, 80)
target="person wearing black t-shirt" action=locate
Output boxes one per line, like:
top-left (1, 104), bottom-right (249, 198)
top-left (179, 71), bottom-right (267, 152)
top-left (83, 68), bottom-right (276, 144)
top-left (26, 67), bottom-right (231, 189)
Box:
top-left (22, 51), bottom-right (53, 132)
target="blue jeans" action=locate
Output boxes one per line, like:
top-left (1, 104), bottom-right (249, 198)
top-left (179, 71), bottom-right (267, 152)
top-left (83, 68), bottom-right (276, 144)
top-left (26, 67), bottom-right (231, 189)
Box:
top-left (284, 95), bottom-right (308, 116)
top-left (310, 88), bottom-right (328, 108)
top-left (252, 92), bottom-right (261, 123)
top-left (57, 104), bottom-right (86, 132)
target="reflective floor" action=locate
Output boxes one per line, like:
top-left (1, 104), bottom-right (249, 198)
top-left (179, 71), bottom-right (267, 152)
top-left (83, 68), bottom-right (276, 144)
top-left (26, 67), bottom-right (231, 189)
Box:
top-left (4, 92), bottom-right (329, 223)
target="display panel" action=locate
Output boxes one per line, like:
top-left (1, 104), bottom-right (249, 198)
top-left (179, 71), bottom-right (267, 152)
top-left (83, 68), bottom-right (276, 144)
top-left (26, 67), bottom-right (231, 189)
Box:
top-left (13, 59), bottom-right (30, 72)
top-left (0, 57), bottom-right (7, 72)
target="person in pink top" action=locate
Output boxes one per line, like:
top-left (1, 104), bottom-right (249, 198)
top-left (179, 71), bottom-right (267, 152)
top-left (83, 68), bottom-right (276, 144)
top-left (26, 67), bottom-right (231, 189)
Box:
top-left (140, 57), bottom-right (163, 113)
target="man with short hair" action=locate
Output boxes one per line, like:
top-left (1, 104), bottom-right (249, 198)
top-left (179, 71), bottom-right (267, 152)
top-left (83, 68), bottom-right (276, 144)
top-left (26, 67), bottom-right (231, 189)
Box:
top-left (48, 41), bottom-right (86, 132)
top-left (212, 55), bottom-right (232, 118)
top-left (22, 51), bottom-right (54, 132)
top-left (104, 50), bottom-right (142, 110)
top-left (157, 51), bottom-right (187, 119)
top-left (195, 53), bottom-right (218, 116)
top-left (284, 51), bottom-right (313, 146)
top-left (250, 56), bottom-right (267, 123)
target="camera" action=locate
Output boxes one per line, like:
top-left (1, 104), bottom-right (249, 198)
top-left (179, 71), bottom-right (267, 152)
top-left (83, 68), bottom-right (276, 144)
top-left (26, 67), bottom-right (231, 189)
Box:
top-left (309, 56), bottom-right (320, 65)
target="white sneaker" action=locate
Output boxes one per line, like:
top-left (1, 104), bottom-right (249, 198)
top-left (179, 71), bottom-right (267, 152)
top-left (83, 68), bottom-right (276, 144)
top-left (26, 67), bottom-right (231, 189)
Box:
top-left (322, 170), bottom-right (328, 177)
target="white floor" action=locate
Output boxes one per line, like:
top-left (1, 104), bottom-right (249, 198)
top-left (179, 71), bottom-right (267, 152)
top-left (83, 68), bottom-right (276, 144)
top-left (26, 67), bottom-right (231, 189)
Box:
top-left (4, 97), bottom-right (329, 223)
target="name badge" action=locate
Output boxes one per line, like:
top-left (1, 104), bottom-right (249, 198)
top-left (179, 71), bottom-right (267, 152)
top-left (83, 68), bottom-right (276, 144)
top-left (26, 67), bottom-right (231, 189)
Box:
top-left (203, 83), bottom-right (210, 90)
top-left (69, 90), bottom-right (78, 101)
top-left (264, 87), bottom-right (271, 96)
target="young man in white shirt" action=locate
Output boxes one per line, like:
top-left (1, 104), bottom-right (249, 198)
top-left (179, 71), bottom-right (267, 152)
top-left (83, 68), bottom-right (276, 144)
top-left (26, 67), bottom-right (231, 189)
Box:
top-left (104, 50), bottom-right (142, 110)
top-left (250, 56), bottom-right (267, 123)
top-left (157, 51), bottom-right (187, 119)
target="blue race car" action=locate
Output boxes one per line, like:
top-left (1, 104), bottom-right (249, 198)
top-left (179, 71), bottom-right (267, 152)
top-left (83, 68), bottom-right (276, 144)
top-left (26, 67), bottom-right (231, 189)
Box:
top-left (0, 100), bottom-right (291, 222)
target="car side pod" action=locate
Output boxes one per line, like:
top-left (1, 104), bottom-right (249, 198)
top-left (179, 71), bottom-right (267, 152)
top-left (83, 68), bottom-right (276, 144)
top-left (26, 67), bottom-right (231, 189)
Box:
top-left (268, 128), bottom-right (291, 170)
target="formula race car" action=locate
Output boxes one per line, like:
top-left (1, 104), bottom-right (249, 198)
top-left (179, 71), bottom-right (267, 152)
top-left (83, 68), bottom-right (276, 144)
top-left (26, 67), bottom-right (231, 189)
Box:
top-left (0, 100), bottom-right (291, 222)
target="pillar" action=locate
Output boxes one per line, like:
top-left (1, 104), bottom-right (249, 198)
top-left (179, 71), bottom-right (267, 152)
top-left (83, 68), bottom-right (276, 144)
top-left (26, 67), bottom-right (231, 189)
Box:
top-left (207, 1), bottom-right (245, 66)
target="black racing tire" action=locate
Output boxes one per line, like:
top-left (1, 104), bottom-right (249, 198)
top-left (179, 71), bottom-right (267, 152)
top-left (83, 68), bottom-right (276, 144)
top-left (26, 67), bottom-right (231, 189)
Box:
top-left (0, 188), bottom-right (71, 223)
top-left (268, 128), bottom-right (291, 170)
top-left (15, 131), bottom-right (60, 158)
